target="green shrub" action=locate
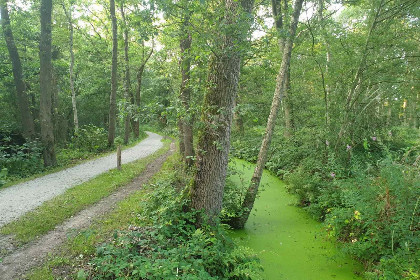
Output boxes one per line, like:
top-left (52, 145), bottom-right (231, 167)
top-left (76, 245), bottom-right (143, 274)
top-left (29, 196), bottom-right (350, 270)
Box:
top-left (70, 124), bottom-right (108, 153)
top-left (221, 165), bottom-right (249, 222)
top-left (324, 161), bottom-right (419, 278)
top-left (0, 168), bottom-right (7, 187)
top-left (0, 140), bottom-right (43, 179)
top-left (87, 172), bottom-right (262, 279)
top-left (230, 125), bottom-right (419, 279)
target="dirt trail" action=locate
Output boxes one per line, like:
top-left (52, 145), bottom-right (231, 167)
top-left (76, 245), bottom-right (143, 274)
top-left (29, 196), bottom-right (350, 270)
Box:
top-left (0, 142), bottom-right (175, 280)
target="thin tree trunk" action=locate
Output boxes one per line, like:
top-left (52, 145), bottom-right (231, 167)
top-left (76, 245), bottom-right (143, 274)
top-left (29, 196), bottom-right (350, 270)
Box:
top-left (68, 6), bottom-right (78, 133)
top-left (335, 0), bottom-right (384, 151)
top-left (52, 72), bottom-right (60, 141)
top-left (0, 0), bottom-right (35, 139)
top-left (227, 0), bottom-right (303, 229)
top-left (108, 0), bottom-right (118, 146)
top-left (133, 64), bottom-right (144, 139)
top-left (133, 43), bottom-right (153, 138)
top-left (283, 67), bottom-right (293, 138)
top-left (191, 0), bottom-right (255, 225)
top-left (61, 3), bottom-right (78, 134)
top-left (233, 96), bottom-right (244, 135)
top-left (39, 0), bottom-right (56, 166)
top-left (413, 92), bottom-right (419, 129)
top-left (273, 0), bottom-right (293, 138)
top-left (317, 0), bottom-right (330, 160)
top-left (179, 14), bottom-right (194, 167)
top-left (120, 2), bottom-right (131, 145)
top-left (178, 119), bottom-right (185, 156)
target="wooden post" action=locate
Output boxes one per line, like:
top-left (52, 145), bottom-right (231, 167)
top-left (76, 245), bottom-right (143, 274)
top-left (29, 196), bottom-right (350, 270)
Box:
top-left (117, 145), bottom-right (121, 170)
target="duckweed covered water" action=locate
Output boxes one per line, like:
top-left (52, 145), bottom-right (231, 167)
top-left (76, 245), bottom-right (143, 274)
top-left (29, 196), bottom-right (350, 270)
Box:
top-left (228, 159), bottom-right (364, 280)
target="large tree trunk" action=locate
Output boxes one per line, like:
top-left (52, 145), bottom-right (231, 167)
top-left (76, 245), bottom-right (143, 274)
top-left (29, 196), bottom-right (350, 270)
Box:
top-left (1, 0), bottom-right (35, 139)
top-left (191, 0), bottom-right (254, 225)
top-left (108, 0), bottom-right (118, 146)
top-left (120, 3), bottom-right (131, 145)
top-left (179, 15), bottom-right (194, 167)
top-left (227, 0), bottom-right (303, 229)
top-left (39, 0), bottom-right (56, 167)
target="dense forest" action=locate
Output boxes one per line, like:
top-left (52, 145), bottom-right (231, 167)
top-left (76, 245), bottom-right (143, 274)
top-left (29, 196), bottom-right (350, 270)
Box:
top-left (0, 0), bottom-right (419, 279)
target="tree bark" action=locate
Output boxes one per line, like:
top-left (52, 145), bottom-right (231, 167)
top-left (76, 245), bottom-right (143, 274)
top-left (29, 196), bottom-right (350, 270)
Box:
top-left (120, 2), bottom-right (131, 145)
top-left (283, 67), bottom-right (293, 138)
top-left (227, 0), bottom-right (303, 229)
top-left (0, 0), bottom-right (35, 139)
top-left (133, 43), bottom-right (153, 138)
top-left (133, 64), bottom-right (144, 139)
top-left (191, 0), bottom-right (254, 225)
top-left (178, 118), bottom-right (185, 156)
top-left (108, 0), bottom-right (118, 146)
top-left (179, 14), bottom-right (194, 167)
top-left (272, 0), bottom-right (293, 138)
top-left (61, 3), bottom-right (79, 134)
top-left (51, 72), bottom-right (60, 141)
top-left (39, 0), bottom-right (56, 167)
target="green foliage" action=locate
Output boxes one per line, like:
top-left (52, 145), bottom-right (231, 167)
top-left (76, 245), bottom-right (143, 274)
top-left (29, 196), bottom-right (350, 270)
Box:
top-left (0, 168), bottom-right (7, 187)
top-left (231, 124), bottom-right (419, 278)
top-left (221, 163), bottom-right (254, 222)
top-left (0, 140), bottom-right (43, 179)
top-left (88, 170), bottom-right (262, 279)
top-left (56, 124), bottom-right (111, 166)
top-left (70, 124), bottom-right (109, 153)
top-left (231, 127), bottom-right (324, 178)
top-left (323, 162), bottom-right (419, 279)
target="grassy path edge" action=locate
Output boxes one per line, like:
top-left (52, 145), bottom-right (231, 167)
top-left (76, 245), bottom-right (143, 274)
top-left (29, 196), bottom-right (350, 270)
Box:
top-left (0, 140), bottom-right (174, 279)
top-left (0, 139), bottom-right (171, 246)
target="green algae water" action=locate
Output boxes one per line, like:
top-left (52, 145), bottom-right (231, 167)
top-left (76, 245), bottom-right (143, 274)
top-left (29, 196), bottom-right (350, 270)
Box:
top-left (228, 159), bottom-right (364, 280)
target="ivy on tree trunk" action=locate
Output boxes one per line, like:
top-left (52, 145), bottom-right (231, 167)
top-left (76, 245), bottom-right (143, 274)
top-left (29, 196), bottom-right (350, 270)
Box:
top-left (191, 0), bottom-right (255, 225)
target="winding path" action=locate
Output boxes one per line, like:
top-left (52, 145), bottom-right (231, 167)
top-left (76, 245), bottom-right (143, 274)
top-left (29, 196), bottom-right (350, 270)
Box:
top-left (0, 132), bottom-right (163, 228)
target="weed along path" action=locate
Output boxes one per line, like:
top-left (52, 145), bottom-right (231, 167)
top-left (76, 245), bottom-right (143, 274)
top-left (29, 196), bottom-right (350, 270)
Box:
top-left (0, 141), bottom-right (174, 280)
top-left (228, 160), bottom-right (364, 280)
top-left (0, 132), bottom-right (162, 228)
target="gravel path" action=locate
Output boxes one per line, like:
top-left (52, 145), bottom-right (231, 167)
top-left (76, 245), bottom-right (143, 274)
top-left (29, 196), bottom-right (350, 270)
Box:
top-left (0, 132), bottom-right (163, 228)
top-left (0, 143), bottom-right (174, 280)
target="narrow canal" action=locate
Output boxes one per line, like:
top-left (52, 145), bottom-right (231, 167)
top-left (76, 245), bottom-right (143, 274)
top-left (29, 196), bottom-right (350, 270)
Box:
top-left (228, 159), bottom-right (364, 280)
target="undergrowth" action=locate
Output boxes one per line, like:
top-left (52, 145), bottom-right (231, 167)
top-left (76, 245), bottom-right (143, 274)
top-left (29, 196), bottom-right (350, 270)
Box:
top-left (230, 126), bottom-right (420, 279)
top-left (27, 152), bottom-right (262, 280)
